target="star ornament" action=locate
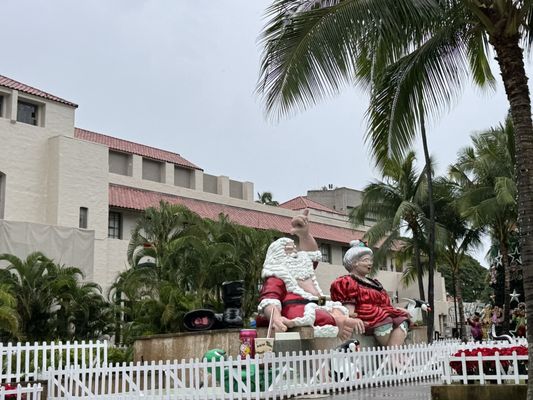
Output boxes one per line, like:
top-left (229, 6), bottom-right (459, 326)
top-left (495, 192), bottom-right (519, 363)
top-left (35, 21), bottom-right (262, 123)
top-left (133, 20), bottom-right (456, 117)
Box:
top-left (509, 247), bottom-right (522, 265)
top-left (510, 289), bottom-right (521, 303)
top-left (494, 254), bottom-right (503, 268)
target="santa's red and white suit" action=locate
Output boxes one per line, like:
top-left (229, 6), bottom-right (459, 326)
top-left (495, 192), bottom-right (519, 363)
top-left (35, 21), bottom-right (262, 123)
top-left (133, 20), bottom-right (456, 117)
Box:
top-left (257, 237), bottom-right (348, 337)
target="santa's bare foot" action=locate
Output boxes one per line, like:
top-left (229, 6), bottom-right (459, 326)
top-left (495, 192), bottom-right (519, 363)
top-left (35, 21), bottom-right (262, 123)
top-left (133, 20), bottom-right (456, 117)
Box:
top-left (280, 317), bottom-right (295, 329)
top-left (336, 316), bottom-right (359, 341)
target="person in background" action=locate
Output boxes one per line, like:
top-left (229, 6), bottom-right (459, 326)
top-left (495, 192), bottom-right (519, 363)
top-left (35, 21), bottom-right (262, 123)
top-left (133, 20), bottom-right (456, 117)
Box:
top-left (491, 306), bottom-right (504, 336)
top-left (467, 312), bottom-right (483, 341)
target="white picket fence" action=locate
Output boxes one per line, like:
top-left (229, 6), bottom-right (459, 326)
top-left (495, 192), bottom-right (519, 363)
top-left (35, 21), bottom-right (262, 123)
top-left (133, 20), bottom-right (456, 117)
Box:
top-left (1, 338), bottom-right (528, 399)
top-left (0, 341), bottom-right (108, 383)
top-left (46, 343), bottom-right (452, 400)
top-left (442, 341), bottom-right (529, 384)
top-left (0, 383), bottom-right (42, 400)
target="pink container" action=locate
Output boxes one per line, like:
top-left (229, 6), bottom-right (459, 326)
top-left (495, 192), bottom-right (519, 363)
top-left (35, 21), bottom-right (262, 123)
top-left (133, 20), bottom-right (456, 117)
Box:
top-left (239, 329), bottom-right (257, 359)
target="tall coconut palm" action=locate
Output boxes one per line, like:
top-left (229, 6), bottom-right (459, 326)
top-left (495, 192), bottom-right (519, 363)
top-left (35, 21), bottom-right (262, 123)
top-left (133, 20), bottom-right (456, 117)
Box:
top-left (350, 151), bottom-right (429, 299)
top-left (450, 119), bottom-right (517, 331)
top-left (432, 177), bottom-right (482, 339)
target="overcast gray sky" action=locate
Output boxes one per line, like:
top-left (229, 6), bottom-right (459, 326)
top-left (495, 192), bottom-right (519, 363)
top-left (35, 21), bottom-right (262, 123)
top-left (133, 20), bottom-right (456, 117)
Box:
top-left (4, 0), bottom-right (522, 266)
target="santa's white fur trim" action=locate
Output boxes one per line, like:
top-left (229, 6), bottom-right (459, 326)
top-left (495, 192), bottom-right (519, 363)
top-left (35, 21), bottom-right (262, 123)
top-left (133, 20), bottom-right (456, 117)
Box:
top-left (286, 303), bottom-right (317, 326)
top-left (258, 298), bottom-right (281, 314)
top-left (313, 325), bottom-right (339, 337)
top-left (322, 301), bottom-right (348, 315)
top-left (307, 250), bottom-right (322, 262)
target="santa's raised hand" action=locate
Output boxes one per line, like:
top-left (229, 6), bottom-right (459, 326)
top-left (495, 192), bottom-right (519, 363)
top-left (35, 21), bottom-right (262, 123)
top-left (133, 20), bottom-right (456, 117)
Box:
top-left (291, 209), bottom-right (310, 237)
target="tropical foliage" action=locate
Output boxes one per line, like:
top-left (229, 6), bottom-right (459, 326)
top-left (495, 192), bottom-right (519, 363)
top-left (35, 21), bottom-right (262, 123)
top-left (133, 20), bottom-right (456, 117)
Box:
top-left (0, 252), bottom-right (113, 342)
top-left (350, 151), bottom-right (429, 300)
top-left (430, 177), bottom-right (483, 338)
top-left (439, 255), bottom-right (491, 304)
top-left (256, 192), bottom-right (280, 206)
top-left (449, 118), bottom-right (517, 331)
top-left (0, 280), bottom-right (19, 339)
top-left (112, 201), bottom-right (277, 344)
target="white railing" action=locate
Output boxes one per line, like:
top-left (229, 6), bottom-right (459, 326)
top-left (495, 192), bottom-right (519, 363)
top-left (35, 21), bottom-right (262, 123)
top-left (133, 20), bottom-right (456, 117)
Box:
top-left (442, 343), bottom-right (529, 384)
top-left (0, 383), bottom-right (42, 400)
top-left (47, 343), bottom-right (451, 400)
top-left (1, 341), bottom-right (108, 383)
top-left (459, 338), bottom-right (527, 348)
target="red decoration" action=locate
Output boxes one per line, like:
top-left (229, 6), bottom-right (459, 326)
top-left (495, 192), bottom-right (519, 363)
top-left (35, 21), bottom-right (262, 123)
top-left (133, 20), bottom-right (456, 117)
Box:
top-left (449, 346), bottom-right (528, 375)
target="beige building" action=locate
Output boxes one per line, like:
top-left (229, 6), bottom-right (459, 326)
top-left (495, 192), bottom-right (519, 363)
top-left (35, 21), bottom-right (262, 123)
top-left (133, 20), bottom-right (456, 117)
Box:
top-left (0, 75), bottom-right (450, 336)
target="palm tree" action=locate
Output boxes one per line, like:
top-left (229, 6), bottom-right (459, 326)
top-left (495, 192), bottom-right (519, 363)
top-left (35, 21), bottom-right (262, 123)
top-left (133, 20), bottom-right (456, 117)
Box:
top-left (0, 252), bottom-right (58, 341)
top-left (0, 252), bottom-right (112, 341)
top-left (350, 151), bottom-right (429, 300)
top-left (51, 266), bottom-right (112, 340)
top-left (127, 201), bottom-right (205, 277)
top-left (256, 192), bottom-right (279, 206)
top-left (450, 119), bottom-right (517, 332)
top-left (205, 215), bottom-right (278, 316)
top-left (432, 178), bottom-right (482, 339)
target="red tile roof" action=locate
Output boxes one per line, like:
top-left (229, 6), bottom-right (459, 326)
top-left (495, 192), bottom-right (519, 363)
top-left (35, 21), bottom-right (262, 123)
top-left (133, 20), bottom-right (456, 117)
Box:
top-left (0, 75), bottom-right (78, 107)
top-left (75, 128), bottom-right (201, 170)
top-left (280, 196), bottom-right (344, 215)
top-left (109, 184), bottom-right (363, 244)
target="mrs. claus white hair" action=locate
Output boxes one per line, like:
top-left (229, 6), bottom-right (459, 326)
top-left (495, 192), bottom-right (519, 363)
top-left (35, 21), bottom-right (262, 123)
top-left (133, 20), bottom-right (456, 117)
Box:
top-left (342, 240), bottom-right (373, 272)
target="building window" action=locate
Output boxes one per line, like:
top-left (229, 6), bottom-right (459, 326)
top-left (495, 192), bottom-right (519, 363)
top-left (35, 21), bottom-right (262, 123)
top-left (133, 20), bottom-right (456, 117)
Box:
top-left (230, 180), bottom-right (243, 199)
top-left (0, 172), bottom-right (5, 219)
top-left (341, 246), bottom-right (350, 260)
top-left (108, 211), bottom-right (122, 239)
top-left (174, 166), bottom-right (193, 188)
top-left (17, 100), bottom-right (39, 126)
top-left (0, 96), bottom-right (4, 118)
top-left (320, 244), bottom-right (331, 263)
top-left (109, 150), bottom-right (132, 176)
top-left (142, 158), bottom-right (163, 182)
top-left (203, 173), bottom-right (218, 194)
top-left (79, 207), bottom-right (88, 229)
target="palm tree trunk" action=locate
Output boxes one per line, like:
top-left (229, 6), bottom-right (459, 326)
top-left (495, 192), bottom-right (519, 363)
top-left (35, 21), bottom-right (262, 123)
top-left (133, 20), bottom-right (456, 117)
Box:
top-left (413, 238), bottom-right (425, 301)
top-left (451, 268), bottom-right (459, 338)
top-left (420, 112), bottom-right (435, 343)
top-left (490, 36), bottom-right (533, 398)
top-left (499, 241), bottom-right (511, 333)
top-left (455, 270), bottom-right (466, 340)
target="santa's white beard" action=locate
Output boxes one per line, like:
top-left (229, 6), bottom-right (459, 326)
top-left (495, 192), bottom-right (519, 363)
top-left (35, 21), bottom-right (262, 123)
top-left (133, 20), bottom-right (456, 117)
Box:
top-left (284, 252), bottom-right (315, 280)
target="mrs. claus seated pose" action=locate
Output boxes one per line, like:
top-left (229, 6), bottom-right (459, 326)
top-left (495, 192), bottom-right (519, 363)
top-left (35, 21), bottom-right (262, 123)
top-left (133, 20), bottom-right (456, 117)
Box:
top-left (330, 240), bottom-right (411, 346)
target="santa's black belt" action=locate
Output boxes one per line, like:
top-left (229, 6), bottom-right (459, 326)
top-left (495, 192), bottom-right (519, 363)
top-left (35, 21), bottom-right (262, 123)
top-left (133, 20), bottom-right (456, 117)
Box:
top-left (282, 297), bottom-right (327, 307)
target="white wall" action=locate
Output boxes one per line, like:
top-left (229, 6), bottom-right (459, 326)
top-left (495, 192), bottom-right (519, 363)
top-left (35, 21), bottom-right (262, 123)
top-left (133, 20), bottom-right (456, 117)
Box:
top-left (0, 93), bottom-right (75, 224)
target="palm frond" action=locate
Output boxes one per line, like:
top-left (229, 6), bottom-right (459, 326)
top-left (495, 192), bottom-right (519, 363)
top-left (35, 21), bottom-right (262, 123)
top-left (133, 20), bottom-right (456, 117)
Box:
top-left (366, 19), bottom-right (472, 166)
top-left (258, 0), bottom-right (440, 119)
